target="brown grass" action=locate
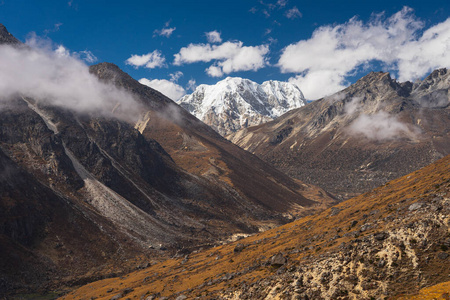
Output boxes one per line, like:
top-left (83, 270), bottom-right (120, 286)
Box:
top-left (392, 281), bottom-right (450, 299)
top-left (60, 155), bottom-right (450, 300)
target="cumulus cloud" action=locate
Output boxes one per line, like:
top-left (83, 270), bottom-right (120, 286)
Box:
top-left (205, 31), bottom-right (222, 43)
top-left (174, 41), bottom-right (269, 77)
top-left (279, 7), bottom-right (450, 100)
top-left (125, 50), bottom-right (166, 69)
top-left (289, 70), bottom-right (347, 99)
top-left (285, 6), bottom-right (302, 19)
top-left (139, 78), bottom-right (185, 101)
top-left (0, 41), bottom-right (143, 122)
top-left (396, 19), bottom-right (450, 81)
top-left (206, 65), bottom-right (224, 77)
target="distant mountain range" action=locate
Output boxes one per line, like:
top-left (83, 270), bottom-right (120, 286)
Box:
top-left (177, 77), bottom-right (306, 136)
top-left (229, 69), bottom-right (450, 199)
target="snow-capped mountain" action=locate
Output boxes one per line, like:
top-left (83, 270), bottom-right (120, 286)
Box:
top-left (177, 77), bottom-right (306, 136)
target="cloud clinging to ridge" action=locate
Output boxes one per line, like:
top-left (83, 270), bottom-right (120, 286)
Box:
top-left (0, 40), bottom-right (142, 122)
top-left (138, 71), bottom-right (187, 101)
top-left (139, 78), bottom-right (186, 101)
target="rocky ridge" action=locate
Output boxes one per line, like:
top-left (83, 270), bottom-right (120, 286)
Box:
top-left (0, 24), bottom-right (20, 45)
top-left (228, 70), bottom-right (450, 199)
top-left (177, 77), bottom-right (306, 136)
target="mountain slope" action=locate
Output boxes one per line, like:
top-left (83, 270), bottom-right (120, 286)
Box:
top-left (177, 77), bottom-right (306, 135)
top-left (229, 70), bottom-right (450, 199)
top-left (90, 63), bottom-right (334, 215)
top-left (62, 155), bottom-right (450, 300)
top-left (0, 25), bottom-right (334, 296)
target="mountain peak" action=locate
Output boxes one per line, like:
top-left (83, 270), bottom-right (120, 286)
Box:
top-left (0, 23), bottom-right (21, 45)
top-left (177, 77), bottom-right (306, 136)
top-left (89, 62), bottom-right (175, 108)
top-left (346, 70), bottom-right (412, 98)
top-left (356, 71), bottom-right (396, 86)
top-left (89, 62), bottom-right (127, 79)
top-left (89, 62), bottom-right (137, 89)
top-left (413, 67), bottom-right (450, 93)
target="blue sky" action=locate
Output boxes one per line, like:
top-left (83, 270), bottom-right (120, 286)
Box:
top-left (1, 0), bottom-right (449, 100)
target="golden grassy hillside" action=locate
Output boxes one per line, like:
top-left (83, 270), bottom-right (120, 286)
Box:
top-left (61, 155), bottom-right (450, 299)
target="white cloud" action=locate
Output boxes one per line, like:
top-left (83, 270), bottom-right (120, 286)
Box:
top-left (160, 27), bottom-right (176, 37)
top-left (169, 71), bottom-right (183, 82)
top-left (153, 21), bottom-right (176, 38)
top-left (125, 50), bottom-right (166, 69)
top-left (277, 0), bottom-right (288, 8)
top-left (206, 65), bottom-right (224, 77)
top-left (396, 19), bottom-right (450, 81)
top-left (288, 70), bottom-right (347, 100)
top-left (55, 45), bottom-right (70, 57)
top-left (54, 45), bottom-right (97, 63)
top-left (348, 111), bottom-right (418, 141)
top-left (139, 78), bottom-right (186, 101)
top-left (0, 41), bottom-right (142, 122)
top-left (186, 79), bottom-right (197, 91)
top-left (285, 6), bottom-right (302, 19)
top-left (174, 41), bottom-right (269, 77)
top-left (77, 50), bottom-right (97, 63)
top-left (252, 0), bottom-right (288, 17)
top-left (205, 30), bottom-right (222, 43)
top-left (278, 7), bottom-right (450, 99)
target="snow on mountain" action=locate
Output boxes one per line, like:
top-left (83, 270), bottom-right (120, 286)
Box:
top-left (176, 77), bottom-right (306, 136)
